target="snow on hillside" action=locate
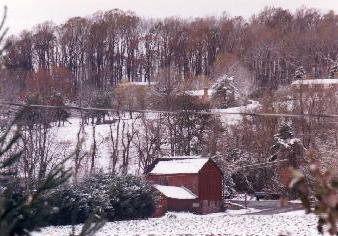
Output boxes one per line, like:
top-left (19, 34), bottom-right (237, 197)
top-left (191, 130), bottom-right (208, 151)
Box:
top-left (212, 100), bottom-right (261, 125)
top-left (32, 210), bottom-right (321, 236)
top-left (48, 100), bottom-right (260, 175)
top-left (51, 116), bottom-right (142, 175)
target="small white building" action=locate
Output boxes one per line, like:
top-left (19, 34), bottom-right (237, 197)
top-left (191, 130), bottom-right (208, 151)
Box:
top-left (291, 79), bottom-right (338, 89)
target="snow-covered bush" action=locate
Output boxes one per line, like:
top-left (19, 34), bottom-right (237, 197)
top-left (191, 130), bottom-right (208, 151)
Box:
top-left (268, 122), bottom-right (306, 197)
top-left (270, 122), bottom-right (304, 166)
top-left (45, 186), bottom-right (92, 225)
top-left (45, 173), bottom-right (157, 225)
top-left (329, 60), bottom-right (338, 79)
top-left (109, 175), bottom-right (157, 220)
top-left (211, 75), bottom-right (238, 108)
top-left (294, 66), bottom-right (306, 80)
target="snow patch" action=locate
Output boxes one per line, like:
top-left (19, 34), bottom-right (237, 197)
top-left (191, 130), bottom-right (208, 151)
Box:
top-left (154, 185), bottom-right (197, 199)
top-left (212, 100), bottom-right (261, 125)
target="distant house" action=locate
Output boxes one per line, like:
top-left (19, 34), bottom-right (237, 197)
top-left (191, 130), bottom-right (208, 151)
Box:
top-left (185, 88), bottom-right (215, 101)
top-left (291, 79), bottom-right (338, 91)
top-left (146, 156), bottom-right (224, 216)
top-left (119, 81), bottom-right (158, 87)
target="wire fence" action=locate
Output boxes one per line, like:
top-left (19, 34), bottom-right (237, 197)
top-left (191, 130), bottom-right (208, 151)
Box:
top-left (1, 102), bottom-right (338, 119)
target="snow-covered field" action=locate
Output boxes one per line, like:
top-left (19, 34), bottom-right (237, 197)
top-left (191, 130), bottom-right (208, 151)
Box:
top-left (32, 209), bottom-right (321, 236)
top-left (46, 100), bottom-right (261, 176)
top-left (50, 115), bottom-right (145, 175)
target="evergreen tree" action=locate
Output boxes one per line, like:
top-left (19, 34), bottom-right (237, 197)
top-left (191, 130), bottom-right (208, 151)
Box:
top-left (0, 113), bottom-right (70, 235)
top-left (274, 122), bottom-right (294, 140)
top-left (329, 60), bottom-right (338, 79)
top-left (294, 66), bottom-right (306, 80)
top-left (211, 75), bottom-right (237, 108)
top-left (270, 122), bottom-right (298, 162)
top-left (0, 113), bottom-right (105, 235)
top-left (268, 122), bottom-right (306, 197)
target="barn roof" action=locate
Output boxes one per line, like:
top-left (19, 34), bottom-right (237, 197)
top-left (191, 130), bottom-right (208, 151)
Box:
top-left (292, 79), bottom-right (338, 85)
top-left (154, 185), bottom-right (198, 199)
top-left (148, 158), bottom-right (209, 175)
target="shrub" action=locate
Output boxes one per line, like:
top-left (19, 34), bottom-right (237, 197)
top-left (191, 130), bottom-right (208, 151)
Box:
top-left (45, 187), bottom-right (92, 225)
top-left (45, 174), bottom-right (157, 226)
top-left (109, 175), bottom-right (157, 220)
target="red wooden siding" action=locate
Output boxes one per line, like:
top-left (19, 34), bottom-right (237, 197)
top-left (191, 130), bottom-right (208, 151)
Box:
top-left (153, 194), bottom-right (167, 217)
top-left (147, 158), bottom-right (224, 215)
top-left (147, 174), bottom-right (199, 195)
top-left (197, 160), bottom-right (223, 214)
top-left (198, 160), bottom-right (223, 201)
top-left (167, 199), bottom-right (195, 212)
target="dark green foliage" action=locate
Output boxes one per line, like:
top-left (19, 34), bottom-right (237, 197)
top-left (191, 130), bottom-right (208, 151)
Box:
top-left (270, 122), bottom-right (296, 161)
top-left (294, 66), bottom-right (306, 80)
top-left (232, 172), bottom-right (253, 193)
top-left (45, 173), bottom-right (112, 226)
top-left (329, 60), bottom-right (338, 79)
top-left (274, 122), bottom-right (294, 140)
top-left (0, 113), bottom-right (104, 235)
top-left (0, 114), bottom-right (72, 235)
top-left (46, 173), bottom-right (157, 225)
top-left (44, 187), bottom-right (92, 226)
top-left (211, 75), bottom-right (237, 109)
top-left (109, 175), bottom-right (157, 220)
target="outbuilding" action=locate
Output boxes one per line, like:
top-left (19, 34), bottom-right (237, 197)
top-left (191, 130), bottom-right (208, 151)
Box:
top-left (146, 156), bottom-right (224, 215)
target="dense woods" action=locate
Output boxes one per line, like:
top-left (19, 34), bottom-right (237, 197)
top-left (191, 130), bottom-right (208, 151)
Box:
top-left (2, 7), bottom-right (338, 99)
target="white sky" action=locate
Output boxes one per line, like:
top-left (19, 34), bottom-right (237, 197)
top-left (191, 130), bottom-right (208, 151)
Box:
top-left (1, 0), bottom-right (338, 35)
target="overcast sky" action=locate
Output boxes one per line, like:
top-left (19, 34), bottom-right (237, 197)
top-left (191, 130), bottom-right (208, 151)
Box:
top-left (1, 0), bottom-right (338, 34)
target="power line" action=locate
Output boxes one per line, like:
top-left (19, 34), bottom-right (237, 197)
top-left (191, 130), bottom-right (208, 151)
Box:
top-left (1, 102), bottom-right (338, 119)
top-left (237, 159), bottom-right (289, 170)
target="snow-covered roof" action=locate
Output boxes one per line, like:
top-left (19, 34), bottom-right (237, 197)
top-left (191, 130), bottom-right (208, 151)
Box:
top-left (185, 89), bottom-right (215, 97)
top-left (292, 79), bottom-right (338, 86)
top-left (161, 155), bottom-right (202, 159)
top-left (131, 81), bottom-right (157, 86)
top-left (121, 81), bottom-right (157, 86)
top-left (154, 185), bottom-right (198, 199)
top-left (149, 158), bottom-right (210, 175)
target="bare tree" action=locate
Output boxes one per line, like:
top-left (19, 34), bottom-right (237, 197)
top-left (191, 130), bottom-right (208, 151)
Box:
top-left (134, 114), bottom-right (165, 173)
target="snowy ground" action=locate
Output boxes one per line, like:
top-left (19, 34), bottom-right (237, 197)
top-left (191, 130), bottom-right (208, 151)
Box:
top-left (45, 100), bottom-right (261, 177)
top-left (32, 208), bottom-right (322, 236)
top-left (212, 100), bottom-right (261, 126)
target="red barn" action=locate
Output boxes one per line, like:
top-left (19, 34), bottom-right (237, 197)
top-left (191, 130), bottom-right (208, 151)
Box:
top-left (146, 157), bottom-right (223, 215)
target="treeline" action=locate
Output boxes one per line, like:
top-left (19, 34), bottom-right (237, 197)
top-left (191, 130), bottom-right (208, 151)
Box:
top-left (2, 7), bottom-right (338, 98)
